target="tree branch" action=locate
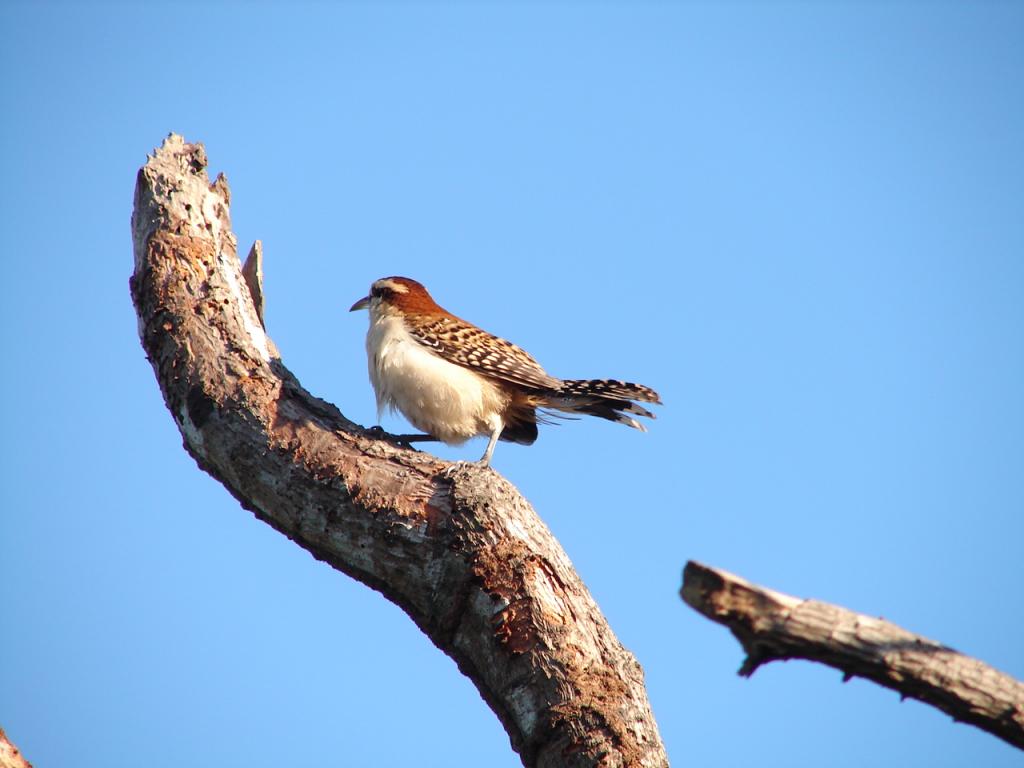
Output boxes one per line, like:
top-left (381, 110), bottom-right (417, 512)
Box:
top-left (129, 134), bottom-right (668, 768)
top-left (0, 728), bottom-right (32, 768)
top-left (681, 560), bottom-right (1024, 751)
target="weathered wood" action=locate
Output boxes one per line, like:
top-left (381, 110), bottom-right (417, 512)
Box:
top-left (681, 560), bottom-right (1024, 751)
top-left (241, 239), bottom-right (265, 327)
top-left (130, 134), bottom-right (668, 768)
top-left (0, 727), bottom-right (32, 768)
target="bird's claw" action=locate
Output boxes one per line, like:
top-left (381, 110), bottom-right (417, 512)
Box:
top-left (441, 459), bottom-right (492, 479)
top-left (442, 461), bottom-right (466, 479)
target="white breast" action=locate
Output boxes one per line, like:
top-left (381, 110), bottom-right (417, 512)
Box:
top-left (365, 314), bottom-right (507, 445)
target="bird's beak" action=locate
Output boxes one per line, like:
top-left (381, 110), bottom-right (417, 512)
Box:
top-left (349, 295), bottom-right (370, 312)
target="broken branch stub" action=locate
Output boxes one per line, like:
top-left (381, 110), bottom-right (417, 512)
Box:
top-left (682, 560), bottom-right (1024, 751)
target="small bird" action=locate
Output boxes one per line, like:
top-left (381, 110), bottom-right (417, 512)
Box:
top-left (350, 276), bottom-right (661, 466)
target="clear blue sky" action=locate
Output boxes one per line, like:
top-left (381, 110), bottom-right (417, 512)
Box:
top-left (2, 3), bottom-right (1021, 766)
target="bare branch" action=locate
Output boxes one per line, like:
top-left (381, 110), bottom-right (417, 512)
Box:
top-left (0, 727), bottom-right (32, 768)
top-left (681, 560), bottom-right (1024, 751)
top-left (129, 134), bottom-right (668, 768)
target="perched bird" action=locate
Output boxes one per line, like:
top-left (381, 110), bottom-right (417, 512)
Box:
top-left (350, 276), bottom-right (661, 466)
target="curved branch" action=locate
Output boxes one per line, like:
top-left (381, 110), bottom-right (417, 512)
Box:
top-left (129, 135), bottom-right (668, 768)
top-left (681, 560), bottom-right (1024, 751)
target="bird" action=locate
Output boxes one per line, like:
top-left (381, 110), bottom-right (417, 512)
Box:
top-left (349, 276), bottom-right (661, 466)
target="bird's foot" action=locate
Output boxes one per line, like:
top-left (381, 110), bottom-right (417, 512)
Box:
top-left (441, 459), bottom-right (493, 478)
top-left (442, 461), bottom-right (468, 479)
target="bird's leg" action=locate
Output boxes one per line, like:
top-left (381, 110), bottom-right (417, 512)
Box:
top-left (391, 433), bottom-right (440, 443)
top-left (477, 422), bottom-right (502, 467)
top-left (364, 426), bottom-right (439, 448)
top-left (442, 423), bottom-right (502, 477)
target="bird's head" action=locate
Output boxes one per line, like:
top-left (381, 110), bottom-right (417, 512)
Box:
top-left (349, 276), bottom-right (440, 318)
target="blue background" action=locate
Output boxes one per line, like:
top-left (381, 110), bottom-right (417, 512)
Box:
top-left (2, 3), bottom-right (1021, 766)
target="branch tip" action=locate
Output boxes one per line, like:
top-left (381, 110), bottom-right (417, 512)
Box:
top-left (680, 561), bottom-right (1024, 750)
top-left (242, 240), bottom-right (265, 328)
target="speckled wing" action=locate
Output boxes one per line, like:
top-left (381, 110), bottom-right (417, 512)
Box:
top-left (405, 314), bottom-right (560, 391)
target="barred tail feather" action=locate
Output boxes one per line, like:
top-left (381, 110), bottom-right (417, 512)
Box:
top-left (541, 378), bottom-right (661, 431)
top-left (558, 378), bottom-right (662, 404)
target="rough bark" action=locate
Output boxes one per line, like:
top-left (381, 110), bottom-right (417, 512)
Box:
top-left (681, 560), bottom-right (1024, 751)
top-left (129, 134), bottom-right (668, 768)
top-left (0, 728), bottom-right (32, 768)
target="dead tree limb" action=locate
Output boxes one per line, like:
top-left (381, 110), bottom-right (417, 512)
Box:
top-left (681, 560), bottom-right (1024, 751)
top-left (129, 134), bottom-right (668, 768)
top-left (0, 728), bottom-right (32, 768)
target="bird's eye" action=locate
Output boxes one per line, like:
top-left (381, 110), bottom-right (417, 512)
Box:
top-left (371, 286), bottom-right (391, 299)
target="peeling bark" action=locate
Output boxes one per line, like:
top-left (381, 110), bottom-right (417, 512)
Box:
top-left (129, 135), bottom-right (668, 768)
top-left (682, 560), bottom-right (1024, 751)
